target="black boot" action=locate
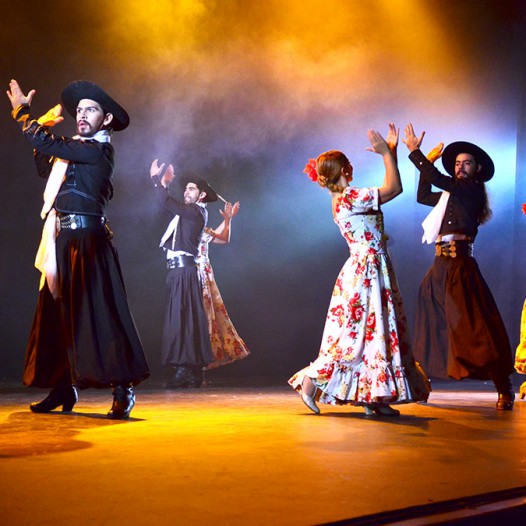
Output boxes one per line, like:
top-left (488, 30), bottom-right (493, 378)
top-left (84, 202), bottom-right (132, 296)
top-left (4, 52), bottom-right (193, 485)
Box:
top-left (107, 385), bottom-right (135, 419)
top-left (201, 368), bottom-right (211, 388)
top-left (30, 385), bottom-right (78, 413)
top-left (190, 365), bottom-right (204, 388)
top-left (492, 372), bottom-right (515, 411)
top-left (167, 366), bottom-right (196, 389)
top-left (496, 391), bottom-right (515, 411)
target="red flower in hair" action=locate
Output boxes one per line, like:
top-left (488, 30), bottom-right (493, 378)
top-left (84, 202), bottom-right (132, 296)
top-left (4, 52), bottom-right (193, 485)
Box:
top-left (303, 158), bottom-right (318, 182)
top-left (522, 203), bottom-right (526, 215)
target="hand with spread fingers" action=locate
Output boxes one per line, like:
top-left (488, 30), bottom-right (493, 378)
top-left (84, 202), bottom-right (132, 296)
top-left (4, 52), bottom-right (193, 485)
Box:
top-left (150, 158), bottom-right (165, 179)
top-left (365, 129), bottom-right (390, 156)
top-left (6, 79), bottom-right (36, 109)
top-left (402, 123), bottom-right (425, 152)
top-left (385, 123), bottom-right (399, 161)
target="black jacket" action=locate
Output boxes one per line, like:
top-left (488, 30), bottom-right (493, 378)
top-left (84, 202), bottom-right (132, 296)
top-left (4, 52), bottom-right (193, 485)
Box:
top-left (409, 149), bottom-right (486, 239)
top-left (13, 105), bottom-right (114, 217)
top-left (152, 180), bottom-right (207, 257)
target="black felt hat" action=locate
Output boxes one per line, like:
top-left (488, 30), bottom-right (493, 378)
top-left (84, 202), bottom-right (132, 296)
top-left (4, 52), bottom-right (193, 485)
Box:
top-left (441, 141), bottom-right (494, 181)
top-left (177, 172), bottom-right (218, 203)
top-left (61, 80), bottom-right (130, 131)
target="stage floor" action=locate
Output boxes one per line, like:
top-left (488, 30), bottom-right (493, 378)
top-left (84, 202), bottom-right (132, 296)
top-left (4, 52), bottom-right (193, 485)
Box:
top-left (1, 379), bottom-right (526, 525)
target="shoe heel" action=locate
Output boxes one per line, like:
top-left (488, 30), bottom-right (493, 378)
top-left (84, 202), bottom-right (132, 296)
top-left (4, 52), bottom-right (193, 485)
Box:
top-left (30, 385), bottom-right (77, 413)
top-left (61, 386), bottom-right (78, 412)
top-left (363, 404), bottom-right (375, 416)
top-left (107, 385), bottom-right (136, 419)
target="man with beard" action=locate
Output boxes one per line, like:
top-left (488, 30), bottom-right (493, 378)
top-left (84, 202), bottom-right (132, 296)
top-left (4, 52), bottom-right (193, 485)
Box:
top-left (403, 123), bottom-right (515, 410)
top-left (150, 161), bottom-right (215, 387)
top-left (7, 79), bottom-right (149, 419)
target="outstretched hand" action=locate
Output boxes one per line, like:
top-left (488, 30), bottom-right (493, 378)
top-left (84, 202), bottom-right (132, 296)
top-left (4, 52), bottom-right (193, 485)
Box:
top-left (402, 123), bottom-right (425, 152)
top-left (37, 104), bottom-right (64, 127)
top-left (162, 164), bottom-right (175, 187)
top-left (6, 79), bottom-right (36, 110)
top-left (220, 202), bottom-right (233, 220)
top-left (426, 142), bottom-right (444, 164)
top-left (150, 160), bottom-right (176, 187)
top-left (219, 202), bottom-right (240, 220)
top-left (150, 159), bottom-right (165, 179)
top-left (385, 123), bottom-right (399, 157)
top-left (365, 129), bottom-right (389, 155)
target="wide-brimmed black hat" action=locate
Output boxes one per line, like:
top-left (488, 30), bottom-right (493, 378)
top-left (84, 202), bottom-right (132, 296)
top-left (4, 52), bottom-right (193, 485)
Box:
top-left (61, 80), bottom-right (130, 131)
top-left (441, 141), bottom-right (494, 181)
top-left (177, 172), bottom-right (218, 203)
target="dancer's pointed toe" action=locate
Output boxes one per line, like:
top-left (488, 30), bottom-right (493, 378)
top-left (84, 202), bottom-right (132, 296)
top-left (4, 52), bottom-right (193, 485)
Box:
top-left (301, 392), bottom-right (320, 414)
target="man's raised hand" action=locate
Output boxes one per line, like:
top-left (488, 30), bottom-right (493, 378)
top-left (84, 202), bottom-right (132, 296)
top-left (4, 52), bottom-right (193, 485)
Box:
top-left (37, 104), bottom-right (64, 127)
top-left (6, 79), bottom-right (36, 110)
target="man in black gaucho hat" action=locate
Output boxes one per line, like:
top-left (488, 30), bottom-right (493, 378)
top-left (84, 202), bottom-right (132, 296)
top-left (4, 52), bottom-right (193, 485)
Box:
top-left (149, 161), bottom-right (216, 388)
top-left (7, 79), bottom-right (149, 419)
top-left (402, 124), bottom-right (515, 410)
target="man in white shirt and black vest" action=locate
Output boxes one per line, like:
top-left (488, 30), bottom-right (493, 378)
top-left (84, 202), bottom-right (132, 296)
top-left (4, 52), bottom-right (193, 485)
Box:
top-left (150, 161), bottom-right (216, 388)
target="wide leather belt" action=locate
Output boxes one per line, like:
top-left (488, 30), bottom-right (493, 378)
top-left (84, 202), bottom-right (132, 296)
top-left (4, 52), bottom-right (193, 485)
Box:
top-left (58, 213), bottom-right (106, 230)
top-left (435, 240), bottom-right (473, 258)
top-left (167, 255), bottom-right (197, 269)
top-left (436, 234), bottom-right (473, 242)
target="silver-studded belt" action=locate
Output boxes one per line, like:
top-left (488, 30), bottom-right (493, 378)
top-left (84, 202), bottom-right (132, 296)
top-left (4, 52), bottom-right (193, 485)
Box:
top-left (167, 255), bottom-right (197, 269)
top-left (57, 213), bottom-right (106, 231)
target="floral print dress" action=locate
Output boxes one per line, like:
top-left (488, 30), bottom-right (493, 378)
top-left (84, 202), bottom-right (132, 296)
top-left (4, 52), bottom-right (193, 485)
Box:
top-left (289, 186), bottom-right (430, 405)
top-left (196, 230), bottom-right (250, 369)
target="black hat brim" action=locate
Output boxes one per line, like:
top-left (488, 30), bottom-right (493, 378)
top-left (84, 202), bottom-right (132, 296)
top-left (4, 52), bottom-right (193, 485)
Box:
top-left (177, 173), bottom-right (218, 203)
top-left (61, 80), bottom-right (130, 131)
top-left (441, 141), bottom-right (494, 181)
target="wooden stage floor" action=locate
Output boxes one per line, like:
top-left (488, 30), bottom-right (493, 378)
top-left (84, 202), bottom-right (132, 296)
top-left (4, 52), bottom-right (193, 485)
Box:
top-left (1, 379), bottom-right (526, 525)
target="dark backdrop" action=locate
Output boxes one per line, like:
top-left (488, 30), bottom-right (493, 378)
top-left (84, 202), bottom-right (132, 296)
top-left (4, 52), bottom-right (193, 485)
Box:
top-left (1, 0), bottom-right (525, 384)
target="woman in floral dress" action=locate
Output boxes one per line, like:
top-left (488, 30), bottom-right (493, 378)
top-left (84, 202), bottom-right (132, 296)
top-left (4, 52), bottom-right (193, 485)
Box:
top-left (289, 124), bottom-right (430, 415)
top-left (197, 201), bottom-right (250, 371)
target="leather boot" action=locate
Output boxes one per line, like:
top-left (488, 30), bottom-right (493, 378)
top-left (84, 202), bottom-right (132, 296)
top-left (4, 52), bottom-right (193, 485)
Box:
top-left (191, 365), bottom-right (204, 388)
top-left (492, 372), bottom-right (515, 411)
top-left (30, 385), bottom-right (78, 413)
top-left (107, 385), bottom-right (135, 419)
top-left (496, 391), bottom-right (515, 411)
top-left (168, 365), bottom-right (202, 388)
top-left (167, 366), bottom-right (191, 388)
